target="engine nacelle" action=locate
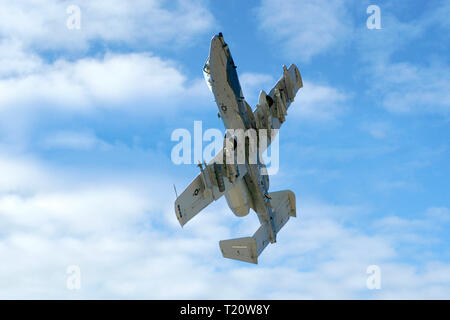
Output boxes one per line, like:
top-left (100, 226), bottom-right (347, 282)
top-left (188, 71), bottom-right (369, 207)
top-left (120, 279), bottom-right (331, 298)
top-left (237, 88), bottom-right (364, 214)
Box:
top-left (225, 180), bottom-right (252, 217)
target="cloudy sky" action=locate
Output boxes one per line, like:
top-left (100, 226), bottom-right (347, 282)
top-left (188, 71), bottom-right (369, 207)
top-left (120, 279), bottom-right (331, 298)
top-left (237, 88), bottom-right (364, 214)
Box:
top-left (0, 0), bottom-right (449, 299)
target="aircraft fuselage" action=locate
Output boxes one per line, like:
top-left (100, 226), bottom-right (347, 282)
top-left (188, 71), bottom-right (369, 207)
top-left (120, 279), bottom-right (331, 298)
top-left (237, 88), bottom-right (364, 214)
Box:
top-left (206, 33), bottom-right (277, 242)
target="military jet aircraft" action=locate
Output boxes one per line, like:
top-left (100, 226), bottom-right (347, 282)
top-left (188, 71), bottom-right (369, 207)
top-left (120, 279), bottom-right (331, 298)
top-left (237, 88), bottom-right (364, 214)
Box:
top-left (174, 33), bottom-right (303, 264)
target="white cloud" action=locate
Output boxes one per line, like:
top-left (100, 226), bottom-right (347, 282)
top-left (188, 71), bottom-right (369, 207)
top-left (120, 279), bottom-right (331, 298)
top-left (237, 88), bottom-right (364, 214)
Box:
top-left (240, 72), bottom-right (274, 107)
top-left (378, 62), bottom-right (450, 115)
top-left (40, 131), bottom-right (111, 150)
top-left (256, 1), bottom-right (450, 116)
top-left (1, 153), bottom-right (449, 298)
top-left (426, 207), bottom-right (450, 222)
top-left (422, 1), bottom-right (450, 31)
top-left (0, 40), bottom-right (43, 78)
top-left (372, 208), bottom-right (450, 246)
top-left (0, 1), bottom-right (449, 299)
top-left (0, 0), bottom-right (214, 53)
top-left (257, 0), bottom-right (354, 62)
top-left (240, 72), bottom-right (274, 91)
top-left (0, 52), bottom-right (210, 113)
top-left (360, 121), bottom-right (391, 139)
top-left (290, 81), bottom-right (349, 121)
top-left (0, 155), bottom-right (55, 194)
top-left (0, 1), bottom-right (214, 123)
top-left (357, 7), bottom-right (450, 115)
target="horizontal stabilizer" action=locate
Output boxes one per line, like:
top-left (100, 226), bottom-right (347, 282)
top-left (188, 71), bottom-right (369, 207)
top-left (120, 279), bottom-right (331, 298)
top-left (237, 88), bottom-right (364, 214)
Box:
top-left (219, 237), bottom-right (258, 264)
top-left (219, 190), bottom-right (296, 264)
top-left (270, 190), bottom-right (296, 232)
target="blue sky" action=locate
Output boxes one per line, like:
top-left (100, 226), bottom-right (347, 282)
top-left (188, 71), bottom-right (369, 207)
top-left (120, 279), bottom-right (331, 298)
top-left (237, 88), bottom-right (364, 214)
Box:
top-left (0, 0), bottom-right (449, 298)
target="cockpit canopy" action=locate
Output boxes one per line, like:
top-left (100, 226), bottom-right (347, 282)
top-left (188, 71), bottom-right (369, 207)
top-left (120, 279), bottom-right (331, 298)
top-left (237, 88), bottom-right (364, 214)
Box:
top-left (203, 56), bottom-right (213, 92)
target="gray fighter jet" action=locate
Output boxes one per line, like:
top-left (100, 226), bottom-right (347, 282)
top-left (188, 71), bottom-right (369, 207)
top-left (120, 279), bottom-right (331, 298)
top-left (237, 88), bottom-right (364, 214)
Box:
top-left (174, 33), bottom-right (303, 264)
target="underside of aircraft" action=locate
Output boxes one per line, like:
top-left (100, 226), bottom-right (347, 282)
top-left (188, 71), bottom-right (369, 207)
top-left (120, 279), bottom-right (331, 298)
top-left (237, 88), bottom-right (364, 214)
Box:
top-left (175, 33), bottom-right (303, 264)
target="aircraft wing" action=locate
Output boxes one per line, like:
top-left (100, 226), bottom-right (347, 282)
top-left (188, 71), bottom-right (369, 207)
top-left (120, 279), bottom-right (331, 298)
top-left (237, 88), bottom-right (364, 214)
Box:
top-left (204, 34), bottom-right (254, 131)
top-left (253, 64), bottom-right (303, 148)
top-left (174, 148), bottom-right (248, 226)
